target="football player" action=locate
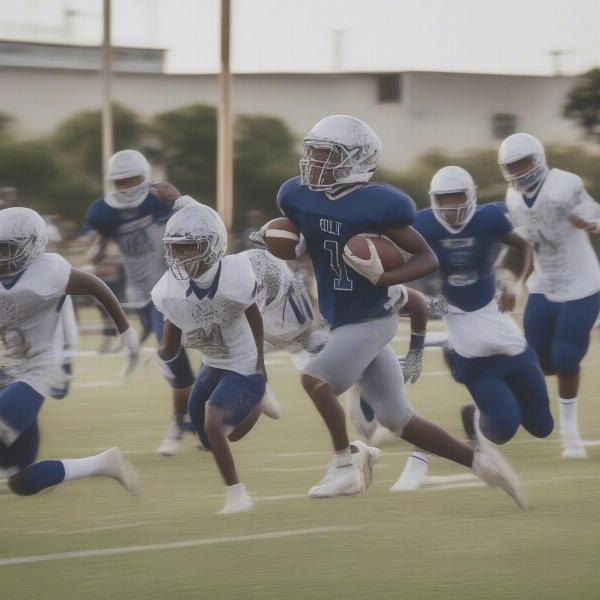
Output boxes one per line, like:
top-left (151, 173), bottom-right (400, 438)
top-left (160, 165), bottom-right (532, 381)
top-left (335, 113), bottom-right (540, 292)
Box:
top-left (152, 202), bottom-right (267, 515)
top-left (377, 166), bottom-right (553, 491)
top-left (498, 133), bottom-right (600, 458)
top-left (0, 207), bottom-right (140, 497)
top-left (276, 115), bottom-right (525, 506)
top-left (85, 150), bottom-right (196, 455)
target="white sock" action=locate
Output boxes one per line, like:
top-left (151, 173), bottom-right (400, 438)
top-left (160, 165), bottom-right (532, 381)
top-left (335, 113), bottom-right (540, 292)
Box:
top-left (61, 452), bottom-right (108, 482)
top-left (333, 447), bottom-right (353, 468)
top-left (558, 397), bottom-right (580, 439)
top-left (403, 449), bottom-right (429, 473)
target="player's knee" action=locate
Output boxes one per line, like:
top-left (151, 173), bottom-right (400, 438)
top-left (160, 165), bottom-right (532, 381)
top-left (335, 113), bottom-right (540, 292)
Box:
top-left (552, 342), bottom-right (583, 375)
top-left (378, 407), bottom-right (414, 436)
top-left (481, 413), bottom-right (519, 445)
top-left (525, 414), bottom-right (554, 439)
top-left (7, 472), bottom-right (38, 496)
top-left (301, 373), bottom-right (331, 397)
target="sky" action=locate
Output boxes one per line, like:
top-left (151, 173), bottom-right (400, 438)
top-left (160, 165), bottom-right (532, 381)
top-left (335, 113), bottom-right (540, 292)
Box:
top-left (0, 0), bottom-right (599, 75)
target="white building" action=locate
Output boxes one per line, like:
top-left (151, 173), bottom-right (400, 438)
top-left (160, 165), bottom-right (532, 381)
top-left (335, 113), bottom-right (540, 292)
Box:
top-left (0, 40), bottom-right (585, 169)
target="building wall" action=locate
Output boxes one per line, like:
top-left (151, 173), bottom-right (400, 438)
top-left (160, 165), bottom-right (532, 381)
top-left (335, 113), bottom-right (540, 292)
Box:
top-left (0, 66), bottom-right (583, 169)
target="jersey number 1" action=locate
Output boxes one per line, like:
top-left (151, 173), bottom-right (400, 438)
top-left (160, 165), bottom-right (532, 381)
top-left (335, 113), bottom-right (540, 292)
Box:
top-left (324, 240), bottom-right (353, 291)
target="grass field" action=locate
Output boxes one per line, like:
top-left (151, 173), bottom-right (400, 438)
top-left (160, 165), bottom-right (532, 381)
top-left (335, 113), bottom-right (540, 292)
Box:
top-left (1, 314), bottom-right (600, 600)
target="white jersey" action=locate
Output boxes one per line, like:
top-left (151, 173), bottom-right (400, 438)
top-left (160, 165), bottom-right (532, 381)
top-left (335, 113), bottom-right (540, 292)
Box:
top-left (444, 298), bottom-right (526, 359)
top-left (506, 168), bottom-right (600, 302)
top-left (243, 249), bottom-right (316, 345)
top-left (152, 254), bottom-right (259, 375)
top-left (0, 253), bottom-right (72, 396)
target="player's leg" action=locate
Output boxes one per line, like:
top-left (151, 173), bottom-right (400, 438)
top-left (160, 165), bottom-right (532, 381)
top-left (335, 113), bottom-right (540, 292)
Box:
top-left (523, 293), bottom-right (557, 376)
top-left (301, 317), bottom-right (394, 497)
top-left (188, 368), bottom-right (265, 513)
top-left (505, 354), bottom-right (554, 441)
top-left (464, 371), bottom-right (522, 445)
top-left (151, 303), bottom-right (195, 455)
top-left (551, 292), bottom-right (600, 457)
top-left (9, 445), bottom-right (140, 497)
top-left (361, 347), bottom-right (526, 506)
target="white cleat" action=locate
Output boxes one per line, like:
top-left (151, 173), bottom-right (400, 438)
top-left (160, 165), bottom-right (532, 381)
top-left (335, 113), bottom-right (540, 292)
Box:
top-left (100, 447), bottom-right (141, 497)
top-left (217, 483), bottom-right (254, 515)
top-left (351, 440), bottom-right (381, 491)
top-left (260, 386), bottom-right (282, 420)
top-left (156, 419), bottom-right (184, 456)
top-left (472, 445), bottom-right (527, 509)
top-left (390, 453), bottom-right (429, 492)
top-left (561, 444), bottom-right (588, 459)
top-left (308, 463), bottom-right (362, 498)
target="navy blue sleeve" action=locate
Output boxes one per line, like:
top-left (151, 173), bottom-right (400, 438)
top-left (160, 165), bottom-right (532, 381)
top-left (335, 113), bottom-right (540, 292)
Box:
top-left (485, 202), bottom-right (513, 239)
top-left (85, 199), bottom-right (117, 238)
top-left (380, 186), bottom-right (416, 227)
top-left (276, 177), bottom-right (302, 224)
top-left (145, 194), bottom-right (174, 224)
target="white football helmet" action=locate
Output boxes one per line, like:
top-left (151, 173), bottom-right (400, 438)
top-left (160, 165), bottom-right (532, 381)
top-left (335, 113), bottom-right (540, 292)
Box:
top-left (106, 149), bottom-right (151, 209)
top-left (429, 166), bottom-right (477, 231)
top-left (163, 204), bottom-right (227, 280)
top-left (299, 115), bottom-right (382, 191)
top-left (498, 133), bottom-right (548, 193)
top-left (0, 207), bottom-right (48, 276)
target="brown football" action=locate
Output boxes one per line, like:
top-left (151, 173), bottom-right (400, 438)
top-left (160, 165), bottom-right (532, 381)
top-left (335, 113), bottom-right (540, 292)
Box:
top-left (264, 217), bottom-right (301, 260)
top-left (345, 234), bottom-right (406, 272)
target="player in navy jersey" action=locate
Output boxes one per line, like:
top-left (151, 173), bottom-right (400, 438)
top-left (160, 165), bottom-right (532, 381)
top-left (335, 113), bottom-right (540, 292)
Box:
top-left (85, 150), bottom-right (195, 455)
top-left (276, 115), bottom-right (525, 506)
top-left (385, 166), bottom-right (553, 491)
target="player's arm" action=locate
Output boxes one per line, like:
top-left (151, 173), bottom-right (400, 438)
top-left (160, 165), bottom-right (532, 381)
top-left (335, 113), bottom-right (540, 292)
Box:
top-left (65, 268), bottom-right (139, 361)
top-left (379, 226), bottom-right (438, 285)
top-left (397, 288), bottom-right (427, 384)
top-left (245, 303), bottom-right (267, 379)
top-left (568, 186), bottom-right (600, 234)
top-left (497, 231), bottom-right (532, 313)
top-left (151, 182), bottom-right (199, 209)
top-left (86, 232), bottom-right (108, 265)
top-left (154, 320), bottom-right (186, 382)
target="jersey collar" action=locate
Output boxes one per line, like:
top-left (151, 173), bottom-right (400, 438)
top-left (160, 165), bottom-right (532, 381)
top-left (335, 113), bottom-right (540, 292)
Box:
top-left (186, 262), bottom-right (222, 301)
top-left (325, 184), bottom-right (365, 201)
top-left (0, 269), bottom-right (26, 290)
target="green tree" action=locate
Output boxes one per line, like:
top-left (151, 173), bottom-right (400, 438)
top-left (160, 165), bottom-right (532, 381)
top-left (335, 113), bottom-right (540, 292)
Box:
top-left (53, 103), bottom-right (145, 179)
top-left (234, 114), bottom-right (297, 225)
top-left (563, 68), bottom-right (600, 142)
top-left (151, 104), bottom-right (217, 204)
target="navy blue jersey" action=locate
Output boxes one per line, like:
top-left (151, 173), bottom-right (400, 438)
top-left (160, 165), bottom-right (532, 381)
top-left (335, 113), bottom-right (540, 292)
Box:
top-left (277, 177), bottom-right (415, 328)
top-left (86, 193), bottom-right (173, 304)
top-left (414, 203), bottom-right (512, 312)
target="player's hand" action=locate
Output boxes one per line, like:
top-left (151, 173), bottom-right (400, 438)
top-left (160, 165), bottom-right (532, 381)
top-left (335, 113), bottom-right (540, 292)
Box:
top-left (569, 214), bottom-right (600, 233)
top-left (150, 182), bottom-right (182, 204)
top-left (399, 349), bottom-right (423, 384)
top-left (343, 238), bottom-right (384, 285)
top-left (120, 327), bottom-right (140, 378)
top-left (425, 294), bottom-right (448, 318)
top-left (249, 227), bottom-right (268, 249)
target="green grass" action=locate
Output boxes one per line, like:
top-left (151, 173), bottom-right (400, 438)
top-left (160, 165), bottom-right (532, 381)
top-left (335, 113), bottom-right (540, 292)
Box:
top-left (1, 318), bottom-right (600, 600)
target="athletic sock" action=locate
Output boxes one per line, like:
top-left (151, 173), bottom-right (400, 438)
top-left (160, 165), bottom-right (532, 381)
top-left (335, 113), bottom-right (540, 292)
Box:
top-left (333, 447), bottom-right (353, 468)
top-left (61, 452), bottom-right (109, 482)
top-left (558, 397), bottom-right (581, 441)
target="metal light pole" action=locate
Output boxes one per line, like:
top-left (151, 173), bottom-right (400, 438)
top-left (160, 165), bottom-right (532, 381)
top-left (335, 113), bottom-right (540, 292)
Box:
top-left (217, 0), bottom-right (234, 230)
top-left (101, 0), bottom-right (114, 193)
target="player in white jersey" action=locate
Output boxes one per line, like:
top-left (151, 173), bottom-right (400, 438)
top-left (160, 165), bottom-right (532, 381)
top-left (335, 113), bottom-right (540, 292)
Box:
top-left (152, 201), bottom-right (267, 515)
top-left (85, 150), bottom-right (196, 456)
top-left (498, 133), bottom-right (600, 458)
top-left (0, 207), bottom-right (140, 497)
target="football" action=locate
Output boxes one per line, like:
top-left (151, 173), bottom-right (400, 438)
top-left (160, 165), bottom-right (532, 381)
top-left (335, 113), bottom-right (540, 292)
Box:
top-left (345, 233), bottom-right (405, 272)
top-left (264, 217), bottom-right (301, 260)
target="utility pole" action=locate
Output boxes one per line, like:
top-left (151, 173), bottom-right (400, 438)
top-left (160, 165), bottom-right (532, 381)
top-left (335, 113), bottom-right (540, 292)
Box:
top-left (101, 0), bottom-right (113, 192)
top-left (217, 0), bottom-right (233, 230)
